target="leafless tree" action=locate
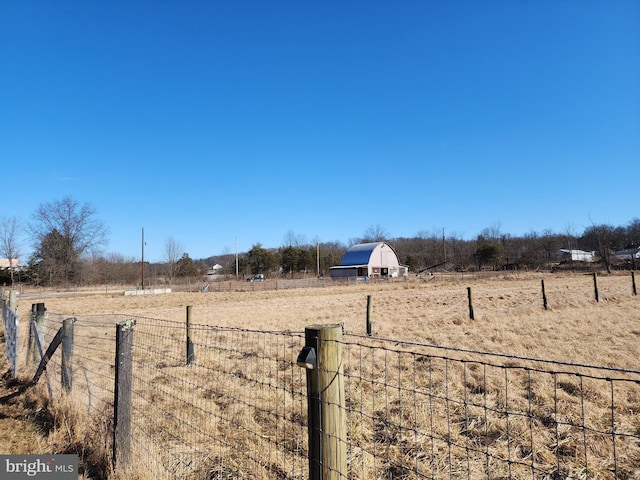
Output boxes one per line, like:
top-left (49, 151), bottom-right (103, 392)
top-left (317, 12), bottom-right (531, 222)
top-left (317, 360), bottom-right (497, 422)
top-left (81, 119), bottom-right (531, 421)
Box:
top-left (582, 222), bottom-right (617, 274)
top-left (164, 236), bottom-right (184, 281)
top-left (361, 224), bottom-right (390, 243)
top-left (282, 230), bottom-right (307, 247)
top-left (0, 216), bottom-right (22, 285)
top-left (625, 218), bottom-right (640, 246)
top-left (30, 197), bottom-right (108, 285)
top-left (479, 222), bottom-right (503, 243)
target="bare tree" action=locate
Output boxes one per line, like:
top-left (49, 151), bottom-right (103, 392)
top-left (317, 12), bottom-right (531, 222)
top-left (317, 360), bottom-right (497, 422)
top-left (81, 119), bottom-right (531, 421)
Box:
top-left (30, 196), bottom-right (108, 285)
top-left (282, 230), bottom-right (307, 247)
top-left (0, 216), bottom-right (22, 285)
top-left (479, 222), bottom-right (503, 243)
top-left (164, 236), bottom-right (184, 281)
top-left (625, 218), bottom-right (640, 246)
top-left (361, 224), bottom-right (390, 243)
top-left (582, 222), bottom-right (617, 274)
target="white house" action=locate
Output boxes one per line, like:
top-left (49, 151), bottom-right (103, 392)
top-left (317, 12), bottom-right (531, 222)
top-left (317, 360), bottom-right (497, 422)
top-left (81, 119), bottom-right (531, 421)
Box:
top-left (556, 249), bottom-right (596, 262)
top-left (615, 247), bottom-right (640, 261)
top-left (0, 258), bottom-right (20, 270)
top-left (329, 242), bottom-right (408, 279)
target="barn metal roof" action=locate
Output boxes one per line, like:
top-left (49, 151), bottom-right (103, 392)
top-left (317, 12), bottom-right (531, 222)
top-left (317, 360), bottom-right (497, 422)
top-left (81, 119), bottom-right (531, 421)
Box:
top-left (340, 242), bottom-right (383, 266)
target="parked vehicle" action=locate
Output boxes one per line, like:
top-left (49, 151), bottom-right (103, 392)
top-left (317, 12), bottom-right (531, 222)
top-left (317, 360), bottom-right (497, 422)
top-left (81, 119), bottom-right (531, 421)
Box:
top-left (247, 274), bottom-right (265, 282)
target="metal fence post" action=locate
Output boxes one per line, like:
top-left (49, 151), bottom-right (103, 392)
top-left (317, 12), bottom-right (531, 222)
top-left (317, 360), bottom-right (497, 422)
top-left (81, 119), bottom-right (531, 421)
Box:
top-left (186, 305), bottom-right (194, 365)
top-left (113, 319), bottom-right (135, 468)
top-left (298, 324), bottom-right (347, 480)
top-left (467, 287), bottom-right (475, 320)
top-left (592, 272), bottom-right (599, 302)
top-left (61, 318), bottom-right (74, 392)
top-left (366, 295), bottom-right (373, 336)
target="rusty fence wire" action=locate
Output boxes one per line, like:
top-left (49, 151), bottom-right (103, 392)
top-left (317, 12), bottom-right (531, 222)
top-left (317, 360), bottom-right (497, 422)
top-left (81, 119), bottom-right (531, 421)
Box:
top-left (24, 311), bottom-right (640, 479)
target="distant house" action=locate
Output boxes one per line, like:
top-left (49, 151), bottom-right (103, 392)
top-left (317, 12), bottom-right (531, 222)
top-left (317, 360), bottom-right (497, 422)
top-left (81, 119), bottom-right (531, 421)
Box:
top-left (329, 242), bottom-right (408, 279)
top-left (615, 247), bottom-right (640, 261)
top-left (0, 258), bottom-right (20, 271)
top-left (556, 249), bottom-right (596, 262)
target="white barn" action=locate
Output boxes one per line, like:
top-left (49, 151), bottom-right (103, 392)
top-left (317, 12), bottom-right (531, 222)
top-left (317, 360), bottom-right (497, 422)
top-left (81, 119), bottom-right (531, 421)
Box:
top-left (329, 242), bottom-right (408, 279)
top-left (556, 249), bottom-right (596, 262)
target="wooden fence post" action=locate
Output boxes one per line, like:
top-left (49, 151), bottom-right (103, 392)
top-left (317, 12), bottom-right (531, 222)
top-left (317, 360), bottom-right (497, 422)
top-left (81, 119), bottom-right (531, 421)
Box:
top-left (592, 272), bottom-right (599, 302)
top-left (366, 295), bottom-right (373, 336)
top-left (29, 303), bottom-right (46, 363)
top-left (632, 271), bottom-right (637, 296)
top-left (186, 305), bottom-right (194, 365)
top-left (113, 319), bottom-right (135, 468)
top-left (467, 287), bottom-right (475, 320)
top-left (541, 279), bottom-right (548, 310)
top-left (61, 318), bottom-right (74, 392)
top-left (8, 289), bottom-right (17, 311)
top-left (35, 302), bottom-right (46, 343)
top-left (299, 324), bottom-right (347, 480)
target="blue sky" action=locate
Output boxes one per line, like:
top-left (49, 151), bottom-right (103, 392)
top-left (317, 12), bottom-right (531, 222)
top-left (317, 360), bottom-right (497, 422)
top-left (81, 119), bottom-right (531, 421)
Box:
top-left (2, 0), bottom-right (639, 262)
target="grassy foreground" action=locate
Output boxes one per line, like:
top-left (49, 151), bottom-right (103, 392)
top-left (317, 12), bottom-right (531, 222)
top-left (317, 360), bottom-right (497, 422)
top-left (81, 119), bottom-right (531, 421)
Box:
top-left (4, 272), bottom-right (640, 478)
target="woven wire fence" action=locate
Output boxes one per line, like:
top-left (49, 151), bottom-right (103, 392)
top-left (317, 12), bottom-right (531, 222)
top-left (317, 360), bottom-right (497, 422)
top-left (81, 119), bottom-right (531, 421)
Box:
top-left (29, 310), bottom-right (640, 480)
top-left (40, 311), bottom-right (308, 479)
top-left (341, 334), bottom-right (640, 479)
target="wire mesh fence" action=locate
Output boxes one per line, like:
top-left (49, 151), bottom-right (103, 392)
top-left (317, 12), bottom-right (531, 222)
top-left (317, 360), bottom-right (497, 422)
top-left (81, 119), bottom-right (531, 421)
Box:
top-left (341, 334), bottom-right (640, 479)
top-left (24, 307), bottom-right (640, 479)
top-left (1, 300), bottom-right (19, 376)
top-left (38, 312), bottom-right (308, 479)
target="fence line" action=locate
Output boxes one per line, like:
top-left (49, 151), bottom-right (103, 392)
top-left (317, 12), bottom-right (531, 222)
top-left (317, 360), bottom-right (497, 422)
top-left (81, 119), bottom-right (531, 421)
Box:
top-left (7, 305), bottom-right (636, 479)
top-left (341, 334), bottom-right (640, 479)
top-left (1, 299), bottom-right (19, 376)
top-left (2, 272), bottom-right (639, 478)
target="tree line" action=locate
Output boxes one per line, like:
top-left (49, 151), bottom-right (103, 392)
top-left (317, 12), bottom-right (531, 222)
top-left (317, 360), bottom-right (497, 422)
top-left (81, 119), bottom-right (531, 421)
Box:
top-left (0, 197), bottom-right (638, 287)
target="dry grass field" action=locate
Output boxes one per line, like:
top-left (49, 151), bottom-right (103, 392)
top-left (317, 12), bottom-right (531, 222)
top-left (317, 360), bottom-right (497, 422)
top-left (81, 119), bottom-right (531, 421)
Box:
top-left (6, 271), bottom-right (640, 479)
top-left (22, 272), bottom-right (638, 368)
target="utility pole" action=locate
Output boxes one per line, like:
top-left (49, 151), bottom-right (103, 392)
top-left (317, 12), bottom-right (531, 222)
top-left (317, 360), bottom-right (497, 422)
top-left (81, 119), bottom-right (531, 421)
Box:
top-left (141, 228), bottom-right (144, 290)
top-left (443, 227), bottom-right (446, 265)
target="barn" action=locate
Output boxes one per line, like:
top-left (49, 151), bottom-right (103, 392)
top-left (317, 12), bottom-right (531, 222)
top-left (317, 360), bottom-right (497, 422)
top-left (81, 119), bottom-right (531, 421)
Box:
top-left (329, 242), bottom-right (408, 279)
top-left (556, 249), bottom-right (596, 262)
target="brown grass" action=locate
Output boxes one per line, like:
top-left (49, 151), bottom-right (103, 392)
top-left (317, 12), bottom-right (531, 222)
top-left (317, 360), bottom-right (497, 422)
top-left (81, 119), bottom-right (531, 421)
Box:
top-left (8, 272), bottom-right (640, 479)
top-left (25, 272), bottom-right (639, 368)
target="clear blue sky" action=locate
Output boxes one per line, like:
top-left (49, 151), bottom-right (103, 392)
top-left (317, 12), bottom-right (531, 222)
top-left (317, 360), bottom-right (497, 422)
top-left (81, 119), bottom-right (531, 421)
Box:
top-left (2, 0), bottom-right (639, 262)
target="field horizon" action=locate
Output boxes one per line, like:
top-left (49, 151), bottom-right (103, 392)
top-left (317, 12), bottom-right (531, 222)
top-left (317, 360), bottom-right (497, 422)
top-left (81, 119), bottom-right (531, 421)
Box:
top-left (15, 271), bottom-right (638, 370)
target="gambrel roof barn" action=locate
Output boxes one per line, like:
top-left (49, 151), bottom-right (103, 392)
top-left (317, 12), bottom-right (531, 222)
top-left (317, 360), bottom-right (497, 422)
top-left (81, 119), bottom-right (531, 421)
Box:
top-left (329, 242), bottom-right (408, 279)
